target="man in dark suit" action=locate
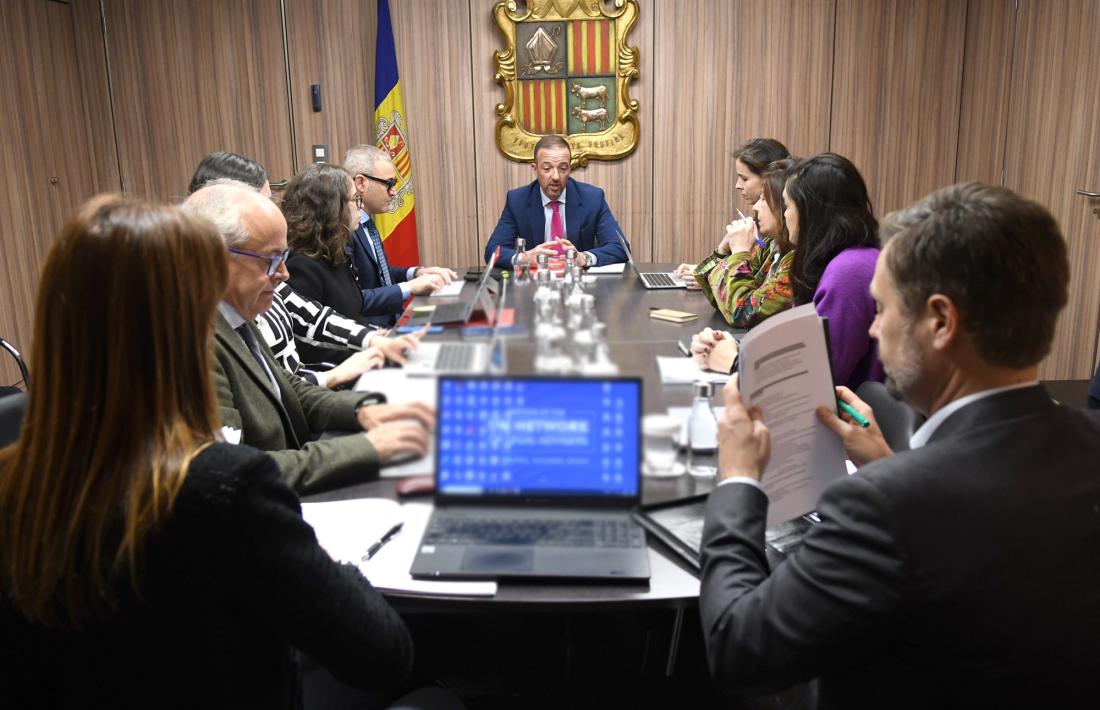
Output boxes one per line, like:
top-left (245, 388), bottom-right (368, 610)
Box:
top-left (484, 134), bottom-right (628, 269)
top-left (343, 144), bottom-right (456, 327)
top-left (183, 182), bottom-right (433, 493)
top-left (700, 183), bottom-right (1100, 708)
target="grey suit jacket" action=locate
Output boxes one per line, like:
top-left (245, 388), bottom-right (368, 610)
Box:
top-left (213, 314), bottom-right (380, 493)
top-left (699, 385), bottom-right (1100, 708)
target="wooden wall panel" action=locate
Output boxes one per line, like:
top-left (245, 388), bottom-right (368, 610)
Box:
top-left (830, 0), bottom-right (967, 217)
top-left (390, 0), bottom-right (479, 268)
top-left (652, 0), bottom-right (835, 263)
top-left (285, 0), bottom-right (376, 177)
top-left (954, 0), bottom-right (1015, 185)
top-left (1003, 0), bottom-right (1100, 378)
top-left (0, 0), bottom-right (118, 386)
top-left (104, 0), bottom-right (294, 201)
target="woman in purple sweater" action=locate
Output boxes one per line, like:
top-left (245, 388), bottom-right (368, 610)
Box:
top-left (694, 153), bottom-right (884, 389)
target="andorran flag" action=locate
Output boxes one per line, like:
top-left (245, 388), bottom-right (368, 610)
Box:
top-left (373, 0), bottom-right (420, 265)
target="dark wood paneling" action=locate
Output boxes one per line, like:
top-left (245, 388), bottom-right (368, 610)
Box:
top-left (954, 0), bottom-right (1015, 185)
top-left (652, 0), bottom-right (835, 263)
top-left (830, 0), bottom-right (967, 217)
top-left (104, 0), bottom-right (294, 201)
top-left (0, 0), bottom-right (119, 386)
top-left (1003, 0), bottom-right (1100, 378)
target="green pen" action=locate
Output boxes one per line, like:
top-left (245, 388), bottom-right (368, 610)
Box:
top-left (837, 399), bottom-right (870, 428)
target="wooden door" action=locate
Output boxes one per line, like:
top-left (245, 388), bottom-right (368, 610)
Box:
top-left (102, 0), bottom-right (295, 201)
top-left (0, 0), bottom-right (119, 386)
top-left (1002, 0), bottom-right (1100, 379)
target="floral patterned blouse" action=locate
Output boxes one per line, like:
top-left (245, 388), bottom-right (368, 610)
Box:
top-left (693, 239), bottom-right (795, 328)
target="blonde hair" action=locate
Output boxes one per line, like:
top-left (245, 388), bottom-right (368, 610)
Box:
top-left (0, 195), bottom-right (228, 627)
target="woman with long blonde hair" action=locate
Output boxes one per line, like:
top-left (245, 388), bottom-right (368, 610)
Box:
top-left (0, 195), bottom-right (412, 708)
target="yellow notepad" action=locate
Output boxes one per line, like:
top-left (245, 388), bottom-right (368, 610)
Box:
top-left (649, 308), bottom-right (698, 323)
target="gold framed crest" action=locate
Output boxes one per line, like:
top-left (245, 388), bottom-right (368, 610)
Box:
top-left (492, 0), bottom-right (641, 167)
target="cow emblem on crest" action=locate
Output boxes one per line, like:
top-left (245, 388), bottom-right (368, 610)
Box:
top-left (492, 0), bottom-right (641, 167)
top-left (375, 111), bottom-right (413, 212)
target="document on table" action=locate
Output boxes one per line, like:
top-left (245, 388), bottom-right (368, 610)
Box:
top-left (655, 356), bottom-right (731, 385)
top-left (736, 303), bottom-right (846, 527)
top-left (428, 280), bottom-right (464, 297)
top-left (585, 263), bottom-right (626, 274)
top-left (355, 369), bottom-right (436, 477)
top-left (302, 499), bottom-right (496, 597)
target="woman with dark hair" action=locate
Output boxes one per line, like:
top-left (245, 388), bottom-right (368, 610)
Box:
top-left (693, 158), bottom-right (797, 326)
top-left (188, 152), bottom-right (420, 381)
top-left (0, 196), bottom-right (413, 707)
top-left (282, 163), bottom-right (376, 366)
top-left (675, 137), bottom-right (790, 284)
top-left (694, 153), bottom-right (884, 389)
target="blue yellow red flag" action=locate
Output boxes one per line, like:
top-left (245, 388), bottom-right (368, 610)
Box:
top-left (373, 0), bottom-right (419, 265)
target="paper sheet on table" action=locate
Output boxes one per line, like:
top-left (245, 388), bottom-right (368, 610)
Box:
top-left (363, 503), bottom-right (496, 597)
top-left (737, 304), bottom-right (847, 527)
top-left (428, 281), bottom-right (465, 297)
top-left (302, 499), bottom-right (496, 597)
top-left (586, 263), bottom-right (626, 274)
top-left (355, 369), bottom-right (437, 477)
top-left (656, 356), bottom-right (731, 385)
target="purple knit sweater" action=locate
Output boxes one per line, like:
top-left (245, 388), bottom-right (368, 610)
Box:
top-left (812, 246), bottom-right (885, 389)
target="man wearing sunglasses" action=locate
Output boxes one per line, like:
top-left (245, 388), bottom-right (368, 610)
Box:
top-left (183, 182), bottom-right (434, 494)
top-left (344, 144), bottom-right (457, 328)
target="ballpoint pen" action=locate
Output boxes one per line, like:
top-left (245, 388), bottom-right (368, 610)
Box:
top-left (362, 522), bottom-right (404, 561)
top-left (735, 209), bottom-right (766, 250)
top-left (837, 399), bottom-right (870, 428)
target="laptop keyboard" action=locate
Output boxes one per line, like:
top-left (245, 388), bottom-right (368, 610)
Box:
top-left (436, 343), bottom-right (478, 372)
top-left (431, 301), bottom-right (468, 322)
top-left (642, 272), bottom-right (677, 287)
top-left (425, 517), bottom-right (645, 548)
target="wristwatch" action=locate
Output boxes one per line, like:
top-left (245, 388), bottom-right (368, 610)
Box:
top-left (584, 252), bottom-right (596, 268)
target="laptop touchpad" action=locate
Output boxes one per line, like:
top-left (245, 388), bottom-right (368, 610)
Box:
top-left (461, 547), bottom-right (534, 573)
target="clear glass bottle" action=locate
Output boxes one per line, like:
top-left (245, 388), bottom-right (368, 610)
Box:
top-left (687, 381), bottom-right (718, 479)
top-left (510, 237), bottom-right (529, 282)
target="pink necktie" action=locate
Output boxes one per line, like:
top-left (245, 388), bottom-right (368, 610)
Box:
top-left (549, 200), bottom-right (565, 255)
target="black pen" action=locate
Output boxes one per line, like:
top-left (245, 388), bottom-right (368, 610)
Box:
top-left (362, 522), bottom-right (404, 561)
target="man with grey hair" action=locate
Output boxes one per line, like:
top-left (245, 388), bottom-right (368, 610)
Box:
top-left (183, 181), bottom-right (433, 493)
top-left (344, 144), bottom-right (456, 328)
top-left (699, 183), bottom-right (1100, 706)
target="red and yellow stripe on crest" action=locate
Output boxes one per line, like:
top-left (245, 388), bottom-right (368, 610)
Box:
top-left (567, 20), bottom-right (613, 75)
top-left (518, 79), bottom-right (567, 134)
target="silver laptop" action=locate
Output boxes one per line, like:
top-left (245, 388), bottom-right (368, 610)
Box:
top-left (420, 250), bottom-right (499, 325)
top-left (410, 376), bottom-right (650, 582)
top-left (617, 231), bottom-right (686, 290)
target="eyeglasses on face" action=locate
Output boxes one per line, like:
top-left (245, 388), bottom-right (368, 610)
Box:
top-left (358, 173), bottom-right (399, 191)
top-left (227, 246), bottom-right (291, 276)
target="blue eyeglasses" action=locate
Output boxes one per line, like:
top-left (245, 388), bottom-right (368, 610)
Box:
top-left (228, 246), bottom-right (291, 276)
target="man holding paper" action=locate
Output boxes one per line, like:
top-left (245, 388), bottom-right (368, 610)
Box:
top-left (699, 183), bottom-right (1100, 707)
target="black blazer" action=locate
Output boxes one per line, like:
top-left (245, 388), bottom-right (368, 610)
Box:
top-left (0, 444), bottom-right (412, 709)
top-left (699, 385), bottom-right (1100, 708)
top-left (285, 253), bottom-right (369, 364)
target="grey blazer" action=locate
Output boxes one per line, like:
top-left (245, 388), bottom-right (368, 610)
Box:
top-left (213, 314), bottom-right (381, 493)
top-left (699, 385), bottom-right (1100, 708)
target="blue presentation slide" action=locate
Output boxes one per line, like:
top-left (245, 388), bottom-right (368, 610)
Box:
top-left (436, 378), bottom-right (640, 498)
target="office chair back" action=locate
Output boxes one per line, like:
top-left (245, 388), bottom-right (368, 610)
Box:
top-left (855, 381), bottom-right (925, 453)
top-left (0, 391), bottom-right (26, 447)
top-left (1, 338), bottom-right (30, 396)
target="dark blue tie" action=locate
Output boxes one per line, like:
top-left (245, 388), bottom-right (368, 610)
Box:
top-left (365, 219), bottom-right (393, 287)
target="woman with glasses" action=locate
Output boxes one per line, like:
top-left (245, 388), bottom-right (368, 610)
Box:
top-left (187, 153), bottom-right (421, 385)
top-left (282, 163), bottom-right (383, 366)
top-left (0, 195), bottom-right (413, 707)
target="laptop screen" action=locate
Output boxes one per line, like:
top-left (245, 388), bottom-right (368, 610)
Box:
top-left (435, 376), bottom-right (641, 501)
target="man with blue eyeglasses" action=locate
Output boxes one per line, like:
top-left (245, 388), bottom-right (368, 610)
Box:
top-left (182, 182), bottom-right (435, 493)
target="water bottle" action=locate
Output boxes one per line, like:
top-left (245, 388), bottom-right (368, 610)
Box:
top-left (511, 237), bottom-right (529, 282)
top-left (687, 381), bottom-right (718, 479)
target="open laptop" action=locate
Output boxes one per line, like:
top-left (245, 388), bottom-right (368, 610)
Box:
top-left (410, 376), bottom-right (650, 582)
top-left (423, 250), bottom-right (499, 325)
top-left (617, 231), bottom-right (686, 290)
top-left (403, 282), bottom-right (507, 377)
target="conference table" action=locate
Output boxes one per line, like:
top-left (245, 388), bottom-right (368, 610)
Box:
top-left (305, 263), bottom-right (736, 617)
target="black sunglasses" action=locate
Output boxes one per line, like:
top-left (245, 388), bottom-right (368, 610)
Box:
top-left (358, 173), bottom-right (398, 191)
